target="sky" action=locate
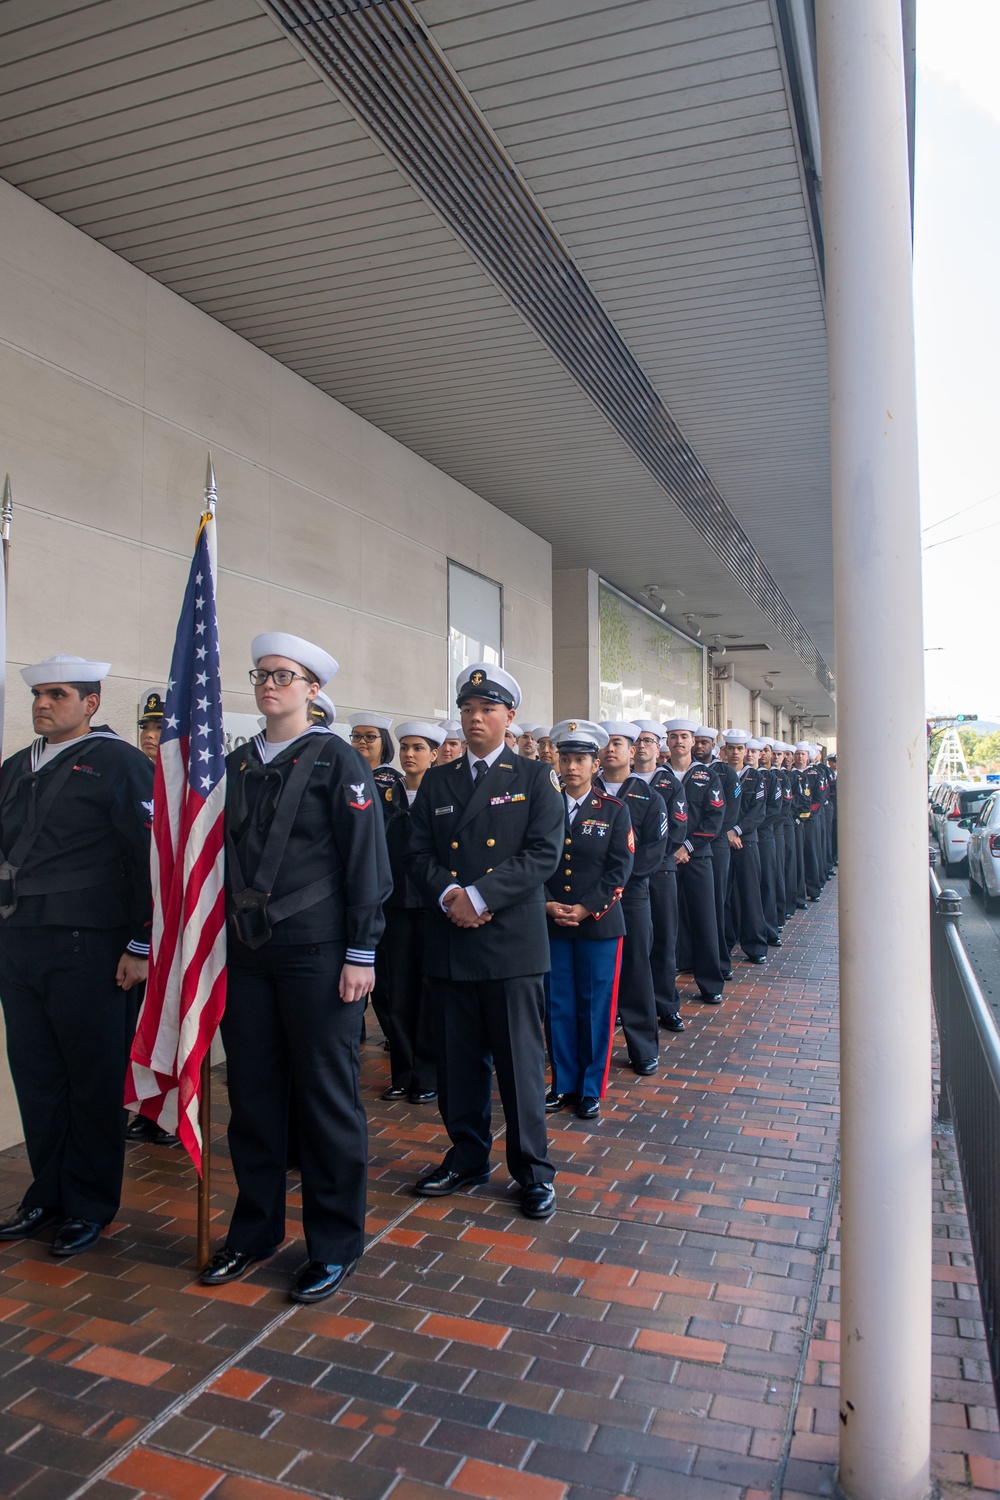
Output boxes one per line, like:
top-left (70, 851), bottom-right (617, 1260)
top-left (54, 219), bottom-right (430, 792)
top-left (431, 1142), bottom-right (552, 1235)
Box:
top-left (914, 1), bottom-right (1000, 719)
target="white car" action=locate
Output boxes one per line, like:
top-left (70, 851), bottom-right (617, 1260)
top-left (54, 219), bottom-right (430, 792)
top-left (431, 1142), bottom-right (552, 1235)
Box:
top-left (967, 788), bottom-right (1000, 909)
top-left (937, 783), bottom-right (995, 874)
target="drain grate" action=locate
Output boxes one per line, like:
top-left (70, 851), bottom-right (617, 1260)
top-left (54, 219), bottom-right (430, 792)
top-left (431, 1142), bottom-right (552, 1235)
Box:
top-left (262, 0), bottom-right (834, 695)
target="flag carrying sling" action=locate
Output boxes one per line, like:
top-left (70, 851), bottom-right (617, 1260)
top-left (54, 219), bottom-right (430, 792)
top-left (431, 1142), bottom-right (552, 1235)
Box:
top-left (126, 513), bottom-right (226, 1171)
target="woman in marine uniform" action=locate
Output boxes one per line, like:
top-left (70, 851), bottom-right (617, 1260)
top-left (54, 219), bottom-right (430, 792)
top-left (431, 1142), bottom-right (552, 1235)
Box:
top-left (377, 719), bottom-right (444, 1106)
top-left (544, 720), bottom-right (634, 1121)
top-left (200, 633), bottom-right (391, 1304)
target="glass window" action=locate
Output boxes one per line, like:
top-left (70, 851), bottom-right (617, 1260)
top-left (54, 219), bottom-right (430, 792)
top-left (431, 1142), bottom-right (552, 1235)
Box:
top-left (598, 581), bottom-right (705, 722)
top-left (448, 561), bottom-right (502, 708)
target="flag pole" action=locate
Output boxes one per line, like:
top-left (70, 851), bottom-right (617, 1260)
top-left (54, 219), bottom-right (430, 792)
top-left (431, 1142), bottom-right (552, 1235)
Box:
top-left (197, 452), bottom-right (218, 1272)
top-left (2, 475), bottom-right (12, 588)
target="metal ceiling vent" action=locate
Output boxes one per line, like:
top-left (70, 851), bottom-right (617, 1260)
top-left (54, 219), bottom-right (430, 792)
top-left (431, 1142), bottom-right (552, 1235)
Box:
top-left (262, 0), bottom-right (834, 696)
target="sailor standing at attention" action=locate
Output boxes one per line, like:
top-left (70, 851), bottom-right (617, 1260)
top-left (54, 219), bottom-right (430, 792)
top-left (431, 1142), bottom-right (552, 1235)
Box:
top-left (406, 663), bottom-right (564, 1220)
top-left (200, 633), bottom-right (391, 1303)
top-left (544, 721), bottom-right (633, 1121)
top-left (0, 656), bottom-right (153, 1256)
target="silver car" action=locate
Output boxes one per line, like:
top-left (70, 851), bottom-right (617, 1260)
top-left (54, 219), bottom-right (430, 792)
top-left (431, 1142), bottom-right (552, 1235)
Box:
top-left (967, 788), bottom-right (1000, 909)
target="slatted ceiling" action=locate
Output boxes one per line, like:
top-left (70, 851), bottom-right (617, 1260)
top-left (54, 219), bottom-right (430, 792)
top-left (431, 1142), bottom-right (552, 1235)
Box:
top-left (0, 0), bottom-right (836, 713)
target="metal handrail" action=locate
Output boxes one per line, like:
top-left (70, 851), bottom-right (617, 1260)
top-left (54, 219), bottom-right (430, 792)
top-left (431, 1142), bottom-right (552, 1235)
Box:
top-left (929, 865), bottom-right (1000, 1415)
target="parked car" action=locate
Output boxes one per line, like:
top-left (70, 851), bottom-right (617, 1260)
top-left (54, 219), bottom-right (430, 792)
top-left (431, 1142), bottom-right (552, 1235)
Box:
top-left (967, 792), bottom-right (1000, 909)
top-left (937, 784), bottom-right (995, 874)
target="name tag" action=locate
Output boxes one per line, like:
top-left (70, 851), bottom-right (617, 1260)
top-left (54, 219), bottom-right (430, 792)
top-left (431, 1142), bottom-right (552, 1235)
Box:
top-left (435, 805), bottom-right (454, 816)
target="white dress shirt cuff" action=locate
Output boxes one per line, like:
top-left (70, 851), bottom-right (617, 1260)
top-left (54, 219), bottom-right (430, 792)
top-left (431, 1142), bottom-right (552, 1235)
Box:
top-left (439, 882), bottom-right (488, 916)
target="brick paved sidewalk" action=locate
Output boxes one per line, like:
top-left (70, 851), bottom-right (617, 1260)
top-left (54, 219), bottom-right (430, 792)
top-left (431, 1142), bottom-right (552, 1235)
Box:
top-left (0, 893), bottom-right (996, 1500)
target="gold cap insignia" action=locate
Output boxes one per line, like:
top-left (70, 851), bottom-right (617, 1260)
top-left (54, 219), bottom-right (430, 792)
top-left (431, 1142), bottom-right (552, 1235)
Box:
top-left (568, 721), bottom-right (577, 733)
top-left (470, 669), bottom-right (486, 687)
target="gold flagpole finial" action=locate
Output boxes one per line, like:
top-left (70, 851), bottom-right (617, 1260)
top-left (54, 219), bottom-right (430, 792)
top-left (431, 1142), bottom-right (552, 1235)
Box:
top-left (2, 474), bottom-right (12, 586)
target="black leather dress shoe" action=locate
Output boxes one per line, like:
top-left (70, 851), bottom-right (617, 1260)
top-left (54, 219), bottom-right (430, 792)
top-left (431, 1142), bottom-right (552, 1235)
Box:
top-left (545, 1088), bottom-right (572, 1112)
top-left (199, 1246), bottom-right (270, 1285)
top-left (747, 955), bottom-right (767, 965)
top-left (770, 939), bottom-right (783, 948)
top-left (660, 1014), bottom-right (685, 1032)
top-left (381, 1085), bottom-right (408, 1101)
top-left (415, 1164), bottom-right (491, 1197)
top-left (126, 1115), bottom-right (178, 1145)
top-left (721, 969), bottom-right (734, 981)
top-left (0, 1205), bottom-right (60, 1241)
top-left (632, 1058), bottom-right (658, 1076)
top-left (51, 1219), bottom-right (102, 1257)
top-left (290, 1258), bottom-right (358, 1304)
top-left (576, 1096), bottom-right (600, 1119)
top-left (409, 1090), bottom-right (437, 1104)
top-left (699, 991), bottom-right (724, 1004)
top-left (520, 1183), bottom-right (556, 1220)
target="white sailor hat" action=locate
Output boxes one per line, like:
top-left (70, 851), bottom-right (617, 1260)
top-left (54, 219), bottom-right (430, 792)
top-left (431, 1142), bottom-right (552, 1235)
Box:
top-left (21, 654), bottom-right (111, 689)
top-left (396, 719), bottom-right (446, 747)
top-left (456, 662), bottom-right (522, 710)
top-left (746, 738), bottom-right (767, 751)
top-left (251, 632), bottom-right (339, 687)
top-left (551, 719), bottom-right (609, 754)
top-left (664, 717), bottom-right (700, 733)
top-left (437, 719), bottom-right (463, 739)
top-left (694, 725), bottom-right (718, 740)
top-left (632, 720), bottom-right (665, 740)
top-left (723, 729), bottom-right (751, 745)
top-left (308, 691), bottom-right (336, 728)
top-left (794, 740), bottom-right (813, 753)
top-left (600, 720), bottom-right (640, 742)
top-left (519, 724), bottom-right (545, 737)
top-left (508, 722), bottom-right (523, 739)
top-left (349, 711), bottom-right (393, 731)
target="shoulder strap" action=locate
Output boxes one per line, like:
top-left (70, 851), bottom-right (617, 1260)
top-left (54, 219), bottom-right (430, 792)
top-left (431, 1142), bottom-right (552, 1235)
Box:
top-left (0, 752), bottom-right (82, 918)
top-left (227, 735), bottom-right (331, 947)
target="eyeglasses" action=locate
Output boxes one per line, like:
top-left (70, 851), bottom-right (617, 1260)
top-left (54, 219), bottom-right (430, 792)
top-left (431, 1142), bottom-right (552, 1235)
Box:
top-left (249, 668), bottom-right (310, 687)
top-left (350, 732), bottom-right (382, 745)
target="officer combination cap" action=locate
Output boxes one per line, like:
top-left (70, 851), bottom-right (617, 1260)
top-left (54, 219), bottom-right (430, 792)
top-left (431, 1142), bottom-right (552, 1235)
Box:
top-left (632, 719), bottom-right (665, 740)
top-left (437, 719), bottom-right (463, 739)
top-left (456, 662), bottom-right (522, 710)
top-left (251, 632), bottom-right (338, 687)
top-left (600, 720), bottom-right (640, 742)
top-left (308, 691), bottom-right (336, 727)
top-left (723, 729), bottom-right (751, 745)
top-left (747, 738), bottom-right (767, 751)
top-left (551, 719), bottom-right (609, 754)
top-left (349, 711), bottom-right (393, 731)
top-left (138, 687), bottom-right (167, 722)
top-left (663, 717), bottom-right (700, 733)
top-left (21, 654), bottom-right (111, 688)
top-left (395, 719), bottom-right (446, 747)
top-left (694, 725), bottom-right (718, 740)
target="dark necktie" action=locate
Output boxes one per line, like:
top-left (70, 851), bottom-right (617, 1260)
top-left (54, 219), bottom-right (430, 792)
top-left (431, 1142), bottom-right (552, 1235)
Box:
top-left (473, 759), bottom-right (488, 782)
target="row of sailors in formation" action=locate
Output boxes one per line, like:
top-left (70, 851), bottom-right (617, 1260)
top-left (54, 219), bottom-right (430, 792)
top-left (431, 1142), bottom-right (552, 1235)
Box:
top-left (0, 641), bottom-right (835, 1307)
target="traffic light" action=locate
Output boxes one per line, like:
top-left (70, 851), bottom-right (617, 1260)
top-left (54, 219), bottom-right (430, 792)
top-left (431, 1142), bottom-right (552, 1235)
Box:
top-left (955, 713), bottom-right (978, 723)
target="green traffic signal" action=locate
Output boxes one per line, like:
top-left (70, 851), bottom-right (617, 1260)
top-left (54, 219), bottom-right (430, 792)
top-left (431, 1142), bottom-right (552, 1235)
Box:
top-left (955, 713), bottom-right (978, 722)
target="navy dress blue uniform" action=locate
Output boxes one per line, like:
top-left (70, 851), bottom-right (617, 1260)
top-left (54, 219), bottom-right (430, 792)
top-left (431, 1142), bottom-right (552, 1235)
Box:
top-left (0, 728), bottom-right (153, 1226)
top-left (222, 728), bottom-right (391, 1265)
top-left (758, 763), bottom-right (785, 942)
top-left (705, 759), bottom-right (740, 978)
top-left (726, 765), bottom-right (769, 961)
top-left (648, 768), bottom-right (689, 1023)
top-left (545, 789), bottom-right (633, 1099)
top-left (377, 775), bottom-right (435, 1099)
top-left (597, 773), bottom-right (666, 1069)
top-left (406, 749), bottom-right (564, 1189)
top-left (370, 764), bottom-right (406, 1040)
top-left (673, 762), bottom-right (727, 999)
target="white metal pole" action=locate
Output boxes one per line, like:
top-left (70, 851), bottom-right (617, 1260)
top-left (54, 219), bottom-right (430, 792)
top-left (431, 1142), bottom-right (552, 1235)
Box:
top-left (816, 4), bottom-right (932, 1498)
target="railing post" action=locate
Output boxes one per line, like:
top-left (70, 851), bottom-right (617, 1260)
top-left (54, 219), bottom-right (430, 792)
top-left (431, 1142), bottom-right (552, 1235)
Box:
top-left (934, 887), bottom-right (962, 1124)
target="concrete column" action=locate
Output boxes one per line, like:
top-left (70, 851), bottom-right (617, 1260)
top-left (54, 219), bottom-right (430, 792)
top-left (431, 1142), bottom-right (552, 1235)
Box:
top-left (816, 5), bottom-right (932, 1498)
top-left (551, 568), bottom-right (600, 721)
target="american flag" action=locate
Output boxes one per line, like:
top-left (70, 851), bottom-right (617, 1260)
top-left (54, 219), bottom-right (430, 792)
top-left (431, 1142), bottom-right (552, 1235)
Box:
top-left (127, 513), bottom-right (227, 1172)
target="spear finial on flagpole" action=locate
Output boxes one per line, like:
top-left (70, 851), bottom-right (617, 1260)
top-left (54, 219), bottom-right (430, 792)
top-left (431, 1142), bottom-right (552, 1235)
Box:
top-left (204, 452), bottom-right (217, 519)
top-left (2, 474), bottom-right (12, 587)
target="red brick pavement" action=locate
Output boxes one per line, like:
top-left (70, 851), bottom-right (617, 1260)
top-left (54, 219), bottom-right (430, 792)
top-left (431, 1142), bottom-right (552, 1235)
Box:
top-left (0, 891), bottom-right (996, 1499)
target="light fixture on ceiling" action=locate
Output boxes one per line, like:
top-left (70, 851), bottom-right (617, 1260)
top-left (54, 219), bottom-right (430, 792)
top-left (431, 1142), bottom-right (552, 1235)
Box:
top-left (684, 614), bottom-right (702, 639)
top-left (711, 635), bottom-right (727, 656)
